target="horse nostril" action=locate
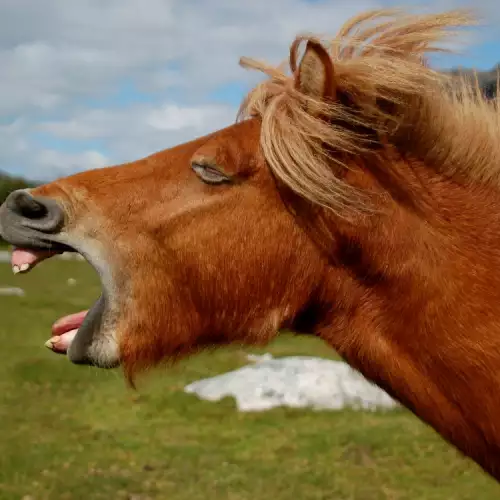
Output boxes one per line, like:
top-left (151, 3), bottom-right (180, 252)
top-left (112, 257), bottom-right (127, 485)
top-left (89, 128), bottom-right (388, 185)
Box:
top-left (5, 190), bottom-right (65, 233)
top-left (7, 190), bottom-right (48, 219)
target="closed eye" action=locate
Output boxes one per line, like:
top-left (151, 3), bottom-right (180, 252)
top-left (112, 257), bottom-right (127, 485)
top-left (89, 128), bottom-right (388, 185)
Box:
top-left (191, 162), bottom-right (231, 185)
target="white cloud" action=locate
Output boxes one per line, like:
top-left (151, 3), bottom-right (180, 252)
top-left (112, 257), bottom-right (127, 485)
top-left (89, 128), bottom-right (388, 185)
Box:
top-left (145, 104), bottom-right (235, 132)
top-left (40, 103), bottom-right (236, 140)
top-left (0, 0), bottom-right (378, 116)
top-left (36, 150), bottom-right (109, 178)
top-left (35, 101), bottom-right (237, 173)
top-left (0, 0), bottom-right (498, 180)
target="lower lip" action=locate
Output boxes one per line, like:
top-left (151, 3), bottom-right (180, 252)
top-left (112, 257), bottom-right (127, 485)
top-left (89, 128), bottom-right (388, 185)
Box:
top-left (45, 329), bottom-right (78, 354)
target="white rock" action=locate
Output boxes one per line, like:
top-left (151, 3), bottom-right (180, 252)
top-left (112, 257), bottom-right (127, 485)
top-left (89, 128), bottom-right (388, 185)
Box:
top-left (246, 353), bottom-right (273, 363)
top-left (57, 252), bottom-right (85, 261)
top-left (184, 354), bottom-right (398, 413)
top-left (0, 286), bottom-right (25, 296)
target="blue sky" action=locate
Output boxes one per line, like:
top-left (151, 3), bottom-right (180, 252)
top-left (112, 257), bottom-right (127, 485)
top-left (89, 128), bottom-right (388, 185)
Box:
top-left (435, 38), bottom-right (500, 70)
top-left (0, 0), bottom-right (498, 181)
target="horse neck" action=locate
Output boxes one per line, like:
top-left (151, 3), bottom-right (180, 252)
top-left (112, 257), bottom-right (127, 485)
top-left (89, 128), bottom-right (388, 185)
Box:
top-left (311, 172), bottom-right (500, 480)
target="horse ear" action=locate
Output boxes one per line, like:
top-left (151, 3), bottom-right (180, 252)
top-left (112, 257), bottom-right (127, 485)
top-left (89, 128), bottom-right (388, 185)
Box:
top-left (294, 39), bottom-right (336, 103)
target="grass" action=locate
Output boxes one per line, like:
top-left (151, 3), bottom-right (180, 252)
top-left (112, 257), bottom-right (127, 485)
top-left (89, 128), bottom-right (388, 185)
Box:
top-left (0, 259), bottom-right (498, 499)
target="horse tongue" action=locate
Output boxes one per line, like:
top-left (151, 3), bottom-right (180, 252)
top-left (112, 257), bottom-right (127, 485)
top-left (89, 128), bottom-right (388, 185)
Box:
top-left (52, 310), bottom-right (89, 336)
top-left (11, 247), bottom-right (59, 273)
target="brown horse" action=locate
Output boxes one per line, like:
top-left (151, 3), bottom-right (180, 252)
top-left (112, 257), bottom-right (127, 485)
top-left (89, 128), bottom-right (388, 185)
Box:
top-left (2, 7), bottom-right (500, 481)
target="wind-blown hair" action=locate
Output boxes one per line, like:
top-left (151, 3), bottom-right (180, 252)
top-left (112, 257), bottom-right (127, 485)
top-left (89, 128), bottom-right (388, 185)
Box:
top-left (237, 9), bottom-right (500, 216)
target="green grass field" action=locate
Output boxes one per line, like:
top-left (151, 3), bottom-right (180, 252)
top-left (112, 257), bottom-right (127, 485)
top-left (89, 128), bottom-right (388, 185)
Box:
top-left (0, 259), bottom-right (498, 499)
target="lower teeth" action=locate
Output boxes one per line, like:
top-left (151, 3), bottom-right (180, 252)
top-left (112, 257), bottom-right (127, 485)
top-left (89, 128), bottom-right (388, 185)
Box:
top-left (45, 329), bottom-right (78, 353)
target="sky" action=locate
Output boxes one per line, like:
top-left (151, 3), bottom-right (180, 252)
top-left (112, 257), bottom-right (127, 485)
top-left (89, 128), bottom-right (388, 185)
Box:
top-left (1, 0), bottom-right (499, 182)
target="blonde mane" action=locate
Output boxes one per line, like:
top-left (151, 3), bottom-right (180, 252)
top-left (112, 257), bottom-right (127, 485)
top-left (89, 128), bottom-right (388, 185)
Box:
top-left (237, 8), bottom-right (500, 216)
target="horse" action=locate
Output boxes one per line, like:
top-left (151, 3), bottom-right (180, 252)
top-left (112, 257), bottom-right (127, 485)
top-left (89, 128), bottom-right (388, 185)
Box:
top-left (2, 7), bottom-right (500, 482)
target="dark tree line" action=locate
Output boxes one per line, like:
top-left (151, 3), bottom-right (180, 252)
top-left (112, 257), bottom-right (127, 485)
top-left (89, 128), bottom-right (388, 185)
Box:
top-left (482, 78), bottom-right (498, 100)
top-left (446, 65), bottom-right (499, 99)
top-left (0, 172), bottom-right (37, 206)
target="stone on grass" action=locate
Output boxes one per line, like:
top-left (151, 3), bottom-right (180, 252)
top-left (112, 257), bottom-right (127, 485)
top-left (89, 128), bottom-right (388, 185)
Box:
top-left (0, 286), bottom-right (25, 296)
top-left (184, 354), bottom-right (398, 412)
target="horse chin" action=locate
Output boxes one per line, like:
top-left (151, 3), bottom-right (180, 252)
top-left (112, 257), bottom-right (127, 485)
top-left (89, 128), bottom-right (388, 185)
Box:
top-left (10, 235), bottom-right (123, 369)
top-left (60, 239), bottom-right (122, 369)
top-left (66, 293), bottom-right (121, 369)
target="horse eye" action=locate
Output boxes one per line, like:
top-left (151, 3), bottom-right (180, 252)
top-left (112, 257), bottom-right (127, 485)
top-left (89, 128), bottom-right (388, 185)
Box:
top-left (191, 163), bottom-right (231, 185)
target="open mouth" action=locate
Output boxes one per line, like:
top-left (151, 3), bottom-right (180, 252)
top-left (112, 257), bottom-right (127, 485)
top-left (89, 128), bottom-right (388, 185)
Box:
top-left (10, 245), bottom-right (118, 368)
top-left (11, 246), bottom-right (82, 353)
top-left (0, 190), bottom-right (119, 368)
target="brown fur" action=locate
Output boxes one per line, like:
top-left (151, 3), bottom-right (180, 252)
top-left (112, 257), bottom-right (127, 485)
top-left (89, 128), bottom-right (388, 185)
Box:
top-left (29, 7), bottom-right (500, 482)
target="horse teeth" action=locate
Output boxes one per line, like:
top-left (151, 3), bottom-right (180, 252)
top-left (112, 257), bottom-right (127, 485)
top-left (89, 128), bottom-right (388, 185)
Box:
top-left (13, 263), bottom-right (31, 274)
top-left (44, 336), bottom-right (61, 349)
